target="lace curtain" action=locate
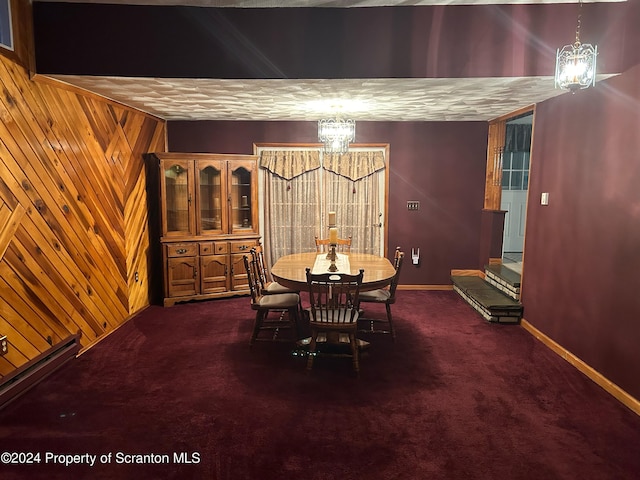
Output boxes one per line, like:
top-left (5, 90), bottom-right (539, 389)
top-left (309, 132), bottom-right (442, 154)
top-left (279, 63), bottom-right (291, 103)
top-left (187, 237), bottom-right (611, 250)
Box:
top-left (259, 149), bottom-right (385, 268)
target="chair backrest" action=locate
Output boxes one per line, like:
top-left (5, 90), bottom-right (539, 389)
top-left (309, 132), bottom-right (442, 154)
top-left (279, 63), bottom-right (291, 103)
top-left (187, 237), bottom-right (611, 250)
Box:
top-left (305, 268), bottom-right (364, 325)
top-left (242, 254), bottom-right (261, 304)
top-left (314, 236), bottom-right (352, 253)
top-left (250, 245), bottom-right (270, 290)
top-left (389, 248), bottom-right (405, 298)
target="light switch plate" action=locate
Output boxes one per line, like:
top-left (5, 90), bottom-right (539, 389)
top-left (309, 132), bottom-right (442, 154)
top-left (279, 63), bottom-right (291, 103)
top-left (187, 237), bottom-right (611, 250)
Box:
top-left (407, 201), bottom-right (420, 211)
top-left (541, 192), bottom-right (549, 205)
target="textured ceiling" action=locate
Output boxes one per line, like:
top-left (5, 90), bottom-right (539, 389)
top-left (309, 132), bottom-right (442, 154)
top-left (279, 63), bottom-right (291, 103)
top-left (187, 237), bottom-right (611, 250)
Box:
top-left (40, 0), bottom-right (621, 122)
top-left (51, 74), bottom-right (607, 122)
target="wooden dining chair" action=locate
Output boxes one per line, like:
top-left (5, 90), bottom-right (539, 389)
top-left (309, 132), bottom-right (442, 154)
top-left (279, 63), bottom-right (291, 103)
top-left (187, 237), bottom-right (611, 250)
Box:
top-left (314, 235), bottom-right (352, 253)
top-left (250, 244), bottom-right (298, 295)
top-left (305, 267), bottom-right (364, 374)
top-left (243, 255), bottom-right (301, 347)
top-left (358, 247), bottom-right (404, 341)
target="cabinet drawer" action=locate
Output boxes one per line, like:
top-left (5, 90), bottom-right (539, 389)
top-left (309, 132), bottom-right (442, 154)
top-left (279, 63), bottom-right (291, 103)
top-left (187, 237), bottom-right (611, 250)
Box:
top-left (214, 242), bottom-right (229, 254)
top-left (166, 243), bottom-right (198, 257)
top-left (230, 240), bottom-right (256, 254)
top-left (199, 242), bottom-right (214, 255)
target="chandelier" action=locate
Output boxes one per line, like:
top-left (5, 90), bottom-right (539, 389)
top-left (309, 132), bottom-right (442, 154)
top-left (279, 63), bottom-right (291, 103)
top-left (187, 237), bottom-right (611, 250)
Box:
top-left (318, 117), bottom-right (356, 154)
top-left (554, 0), bottom-right (598, 93)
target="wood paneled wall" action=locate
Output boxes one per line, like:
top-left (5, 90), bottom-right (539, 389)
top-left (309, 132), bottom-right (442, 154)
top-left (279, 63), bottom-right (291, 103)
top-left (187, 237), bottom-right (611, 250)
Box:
top-left (0, 40), bottom-right (166, 376)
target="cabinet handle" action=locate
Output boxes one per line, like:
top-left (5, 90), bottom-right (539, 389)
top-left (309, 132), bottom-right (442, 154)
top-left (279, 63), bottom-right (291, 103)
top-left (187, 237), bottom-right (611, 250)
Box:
top-left (194, 269), bottom-right (198, 278)
top-left (176, 248), bottom-right (188, 254)
top-left (239, 245), bottom-right (248, 251)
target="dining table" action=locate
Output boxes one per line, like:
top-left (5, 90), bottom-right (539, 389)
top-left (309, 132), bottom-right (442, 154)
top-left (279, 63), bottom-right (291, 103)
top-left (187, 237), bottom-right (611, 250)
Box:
top-left (271, 251), bottom-right (396, 292)
top-left (271, 251), bottom-right (396, 354)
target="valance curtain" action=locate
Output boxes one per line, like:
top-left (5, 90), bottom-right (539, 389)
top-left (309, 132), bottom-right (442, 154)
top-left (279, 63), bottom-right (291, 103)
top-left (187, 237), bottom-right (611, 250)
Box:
top-left (259, 150), bottom-right (320, 180)
top-left (260, 150), bottom-right (385, 182)
top-left (323, 151), bottom-right (385, 181)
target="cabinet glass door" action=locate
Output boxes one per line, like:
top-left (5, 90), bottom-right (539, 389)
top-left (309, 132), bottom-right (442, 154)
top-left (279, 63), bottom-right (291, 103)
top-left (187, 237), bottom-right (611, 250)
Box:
top-left (162, 159), bottom-right (193, 236)
top-left (197, 161), bottom-right (226, 234)
top-left (229, 163), bottom-right (256, 234)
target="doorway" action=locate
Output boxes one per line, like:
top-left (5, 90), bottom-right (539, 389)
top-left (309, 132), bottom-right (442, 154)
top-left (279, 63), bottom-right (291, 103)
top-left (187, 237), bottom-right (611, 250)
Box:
top-left (500, 112), bottom-right (532, 274)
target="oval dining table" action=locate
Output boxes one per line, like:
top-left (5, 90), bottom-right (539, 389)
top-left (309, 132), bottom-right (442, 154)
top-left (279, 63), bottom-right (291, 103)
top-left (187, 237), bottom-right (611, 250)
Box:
top-left (271, 251), bottom-right (396, 292)
top-left (271, 251), bottom-right (396, 354)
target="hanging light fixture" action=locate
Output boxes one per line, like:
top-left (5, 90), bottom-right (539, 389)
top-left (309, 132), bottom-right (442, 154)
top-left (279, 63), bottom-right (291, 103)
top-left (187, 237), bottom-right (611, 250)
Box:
top-left (318, 117), bottom-right (356, 154)
top-left (555, 0), bottom-right (598, 93)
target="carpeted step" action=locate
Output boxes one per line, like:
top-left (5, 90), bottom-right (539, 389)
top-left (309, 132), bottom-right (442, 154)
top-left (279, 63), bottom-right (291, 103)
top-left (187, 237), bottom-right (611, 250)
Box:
top-left (484, 264), bottom-right (521, 301)
top-left (451, 275), bottom-right (523, 324)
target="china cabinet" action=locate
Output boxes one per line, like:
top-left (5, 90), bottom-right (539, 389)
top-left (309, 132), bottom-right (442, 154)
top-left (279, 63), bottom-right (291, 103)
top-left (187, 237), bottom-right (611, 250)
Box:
top-left (150, 153), bottom-right (260, 306)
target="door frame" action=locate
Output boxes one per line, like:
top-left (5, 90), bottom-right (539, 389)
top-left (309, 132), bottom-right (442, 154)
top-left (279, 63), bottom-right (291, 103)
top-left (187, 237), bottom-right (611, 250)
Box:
top-left (484, 105), bottom-right (535, 270)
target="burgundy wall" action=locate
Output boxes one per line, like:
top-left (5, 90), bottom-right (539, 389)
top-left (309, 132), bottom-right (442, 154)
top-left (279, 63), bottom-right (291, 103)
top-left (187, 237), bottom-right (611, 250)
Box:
top-left (523, 64), bottom-right (640, 400)
top-left (168, 120), bottom-right (488, 285)
top-left (33, 2), bottom-right (630, 79)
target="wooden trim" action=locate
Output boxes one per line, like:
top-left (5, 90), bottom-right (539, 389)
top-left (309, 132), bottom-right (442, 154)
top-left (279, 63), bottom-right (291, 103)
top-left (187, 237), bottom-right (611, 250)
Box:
top-left (491, 104), bottom-right (536, 124)
top-left (382, 144), bottom-right (390, 259)
top-left (450, 269), bottom-right (484, 278)
top-left (253, 142), bottom-right (390, 151)
top-left (487, 257), bottom-right (502, 265)
top-left (521, 318), bottom-right (640, 416)
top-left (0, 333), bottom-right (80, 410)
top-left (484, 120), bottom-right (506, 209)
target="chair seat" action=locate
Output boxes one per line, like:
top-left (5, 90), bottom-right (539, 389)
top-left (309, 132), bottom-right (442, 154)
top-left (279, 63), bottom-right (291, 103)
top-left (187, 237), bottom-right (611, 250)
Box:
top-left (255, 293), bottom-right (300, 310)
top-left (264, 281), bottom-right (298, 295)
top-left (359, 288), bottom-right (391, 303)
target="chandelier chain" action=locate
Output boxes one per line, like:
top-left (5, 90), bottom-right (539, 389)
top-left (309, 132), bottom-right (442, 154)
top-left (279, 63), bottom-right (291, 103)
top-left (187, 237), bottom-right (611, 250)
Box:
top-left (575, 0), bottom-right (582, 46)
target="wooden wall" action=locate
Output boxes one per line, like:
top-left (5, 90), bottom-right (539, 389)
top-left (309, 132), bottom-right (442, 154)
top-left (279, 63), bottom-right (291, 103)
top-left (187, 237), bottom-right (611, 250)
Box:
top-left (0, 2), bottom-right (166, 376)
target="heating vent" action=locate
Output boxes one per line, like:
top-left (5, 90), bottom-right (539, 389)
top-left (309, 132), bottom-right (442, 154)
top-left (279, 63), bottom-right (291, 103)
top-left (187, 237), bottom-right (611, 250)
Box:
top-left (0, 334), bottom-right (80, 410)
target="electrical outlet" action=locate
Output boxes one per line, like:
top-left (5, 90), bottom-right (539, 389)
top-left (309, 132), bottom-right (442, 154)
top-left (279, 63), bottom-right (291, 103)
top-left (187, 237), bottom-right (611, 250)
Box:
top-left (0, 335), bottom-right (8, 356)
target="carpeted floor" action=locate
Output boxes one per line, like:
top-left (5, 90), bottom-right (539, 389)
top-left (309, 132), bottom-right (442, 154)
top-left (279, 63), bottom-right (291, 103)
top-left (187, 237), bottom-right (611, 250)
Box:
top-left (0, 291), bottom-right (638, 479)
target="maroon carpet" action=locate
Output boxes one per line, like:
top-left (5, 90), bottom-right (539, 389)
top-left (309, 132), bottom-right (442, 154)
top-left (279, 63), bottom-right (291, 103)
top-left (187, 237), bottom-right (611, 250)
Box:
top-left (0, 291), bottom-right (639, 479)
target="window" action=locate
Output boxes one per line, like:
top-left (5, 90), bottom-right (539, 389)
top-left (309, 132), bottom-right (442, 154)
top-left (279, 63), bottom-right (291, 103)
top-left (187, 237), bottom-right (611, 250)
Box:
top-left (502, 151), bottom-right (530, 191)
top-left (256, 146), bottom-right (387, 267)
top-left (0, 0), bottom-right (13, 52)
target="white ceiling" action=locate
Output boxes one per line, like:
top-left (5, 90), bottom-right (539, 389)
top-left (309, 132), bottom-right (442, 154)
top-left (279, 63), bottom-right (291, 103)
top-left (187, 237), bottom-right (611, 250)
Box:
top-left (40, 0), bottom-right (621, 122)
